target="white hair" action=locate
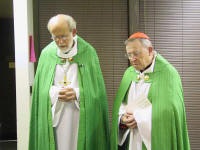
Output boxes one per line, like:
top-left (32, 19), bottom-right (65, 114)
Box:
top-left (47, 14), bottom-right (76, 32)
top-left (124, 38), bottom-right (152, 48)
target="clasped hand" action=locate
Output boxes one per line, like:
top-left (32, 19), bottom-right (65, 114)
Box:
top-left (121, 112), bottom-right (137, 129)
top-left (58, 87), bottom-right (76, 102)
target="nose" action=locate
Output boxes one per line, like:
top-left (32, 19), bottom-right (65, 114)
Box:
top-left (57, 39), bottom-right (65, 44)
top-left (129, 56), bottom-right (137, 61)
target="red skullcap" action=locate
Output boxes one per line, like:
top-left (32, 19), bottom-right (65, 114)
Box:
top-left (129, 32), bottom-right (150, 40)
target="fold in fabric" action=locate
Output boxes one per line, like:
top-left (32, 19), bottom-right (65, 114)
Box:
top-left (127, 95), bottom-right (152, 150)
top-left (49, 86), bottom-right (64, 127)
top-left (49, 86), bottom-right (80, 127)
top-left (134, 105), bottom-right (152, 150)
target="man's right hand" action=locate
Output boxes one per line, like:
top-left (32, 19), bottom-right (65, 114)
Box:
top-left (121, 112), bottom-right (137, 129)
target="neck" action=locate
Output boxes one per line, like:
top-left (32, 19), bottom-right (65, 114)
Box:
top-left (140, 54), bottom-right (154, 73)
top-left (63, 40), bottom-right (75, 54)
top-left (140, 62), bottom-right (152, 73)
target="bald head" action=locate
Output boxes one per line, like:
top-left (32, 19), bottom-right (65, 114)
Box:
top-left (47, 14), bottom-right (76, 34)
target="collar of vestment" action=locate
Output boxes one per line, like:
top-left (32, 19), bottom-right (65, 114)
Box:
top-left (57, 35), bottom-right (78, 59)
top-left (135, 51), bottom-right (157, 83)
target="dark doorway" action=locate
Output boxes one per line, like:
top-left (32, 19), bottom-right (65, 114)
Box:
top-left (0, 5), bottom-right (17, 150)
top-left (0, 18), bottom-right (16, 141)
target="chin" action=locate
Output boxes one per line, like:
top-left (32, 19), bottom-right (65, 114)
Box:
top-left (132, 64), bottom-right (138, 68)
top-left (132, 65), bottom-right (140, 71)
top-left (59, 47), bottom-right (67, 50)
top-left (60, 48), bottom-right (69, 52)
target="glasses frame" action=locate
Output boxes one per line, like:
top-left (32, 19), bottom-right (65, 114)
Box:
top-left (51, 35), bottom-right (69, 42)
top-left (125, 50), bottom-right (141, 59)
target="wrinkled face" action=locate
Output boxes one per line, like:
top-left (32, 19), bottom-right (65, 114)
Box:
top-left (50, 23), bottom-right (76, 52)
top-left (126, 39), bottom-right (152, 71)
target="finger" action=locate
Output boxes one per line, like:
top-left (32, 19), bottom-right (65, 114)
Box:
top-left (58, 96), bottom-right (72, 102)
top-left (121, 116), bottom-right (127, 124)
top-left (58, 94), bottom-right (66, 100)
top-left (62, 87), bottom-right (74, 92)
top-left (126, 118), bottom-right (134, 124)
top-left (58, 93), bottom-right (76, 101)
top-left (66, 87), bottom-right (74, 91)
top-left (127, 124), bottom-right (137, 129)
top-left (126, 111), bottom-right (133, 115)
top-left (59, 90), bottom-right (66, 95)
top-left (59, 89), bottom-right (74, 96)
top-left (124, 112), bottom-right (134, 119)
top-left (122, 117), bottom-right (132, 124)
top-left (127, 115), bottom-right (136, 121)
top-left (126, 121), bottom-right (137, 129)
top-left (123, 113), bottom-right (131, 119)
top-left (68, 95), bottom-right (76, 100)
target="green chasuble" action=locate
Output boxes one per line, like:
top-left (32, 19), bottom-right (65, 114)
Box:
top-left (29, 36), bottom-right (110, 150)
top-left (111, 54), bottom-right (190, 150)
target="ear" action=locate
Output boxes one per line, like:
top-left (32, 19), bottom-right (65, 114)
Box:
top-left (72, 29), bottom-right (77, 37)
top-left (148, 47), bottom-right (153, 55)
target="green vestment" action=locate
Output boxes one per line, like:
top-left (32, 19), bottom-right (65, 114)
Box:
top-left (29, 36), bottom-right (110, 150)
top-left (111, 54), bottom-right (190, 150)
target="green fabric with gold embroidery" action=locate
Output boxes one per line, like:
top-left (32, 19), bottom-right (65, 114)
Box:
top-left (111, 54), bottom-right (190, 150)
top-left (29, 36), bottom-right (110, 150)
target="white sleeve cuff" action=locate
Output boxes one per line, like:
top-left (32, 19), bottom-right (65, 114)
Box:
top-left (49, 86), bottom-right (60, 105)
top-left (118, 126), bottom-right (130, 146)
top-left (49, 86), bottom-right (64, 127)
top-left (118, 104), bottom-right (129, 146)
top-left (134, 105), bottom-right (152, 150)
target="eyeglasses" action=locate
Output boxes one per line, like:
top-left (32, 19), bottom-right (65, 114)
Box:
top-left (125, 51), bottom-right (141, 59)
top-left (51, 35), bottom-right (69, 42)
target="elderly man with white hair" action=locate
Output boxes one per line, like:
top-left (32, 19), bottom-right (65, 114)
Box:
top-left (29, 14), bottom-right (110, 150)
